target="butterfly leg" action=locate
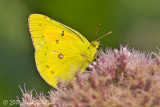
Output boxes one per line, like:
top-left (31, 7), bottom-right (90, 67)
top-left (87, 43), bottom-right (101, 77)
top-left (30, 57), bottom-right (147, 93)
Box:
top-left (81, 54), bottom-right (92, 64)
top-left (95, 51), bottom-right (98, 62)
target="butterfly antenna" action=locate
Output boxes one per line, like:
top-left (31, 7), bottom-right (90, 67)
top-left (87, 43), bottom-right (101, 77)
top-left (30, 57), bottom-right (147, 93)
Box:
top-left (96, 31), bottom-right (112, 41)
top-left (94, 24), bottom-right (101, 39)
top-left (99, 43), bottom-right (103, 46)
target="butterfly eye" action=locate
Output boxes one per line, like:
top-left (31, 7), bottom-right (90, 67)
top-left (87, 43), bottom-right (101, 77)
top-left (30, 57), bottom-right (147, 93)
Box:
top-left (58, 54), bottom-right (63, 59)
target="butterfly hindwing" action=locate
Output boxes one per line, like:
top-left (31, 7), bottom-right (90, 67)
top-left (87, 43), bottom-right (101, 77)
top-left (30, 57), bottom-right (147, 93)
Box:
top-left (35, 40), bottom-right (90, 86)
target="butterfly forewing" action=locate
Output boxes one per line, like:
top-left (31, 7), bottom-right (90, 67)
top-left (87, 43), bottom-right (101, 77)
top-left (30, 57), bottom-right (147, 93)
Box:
top-left (29, 14), bottom-right (90, 49)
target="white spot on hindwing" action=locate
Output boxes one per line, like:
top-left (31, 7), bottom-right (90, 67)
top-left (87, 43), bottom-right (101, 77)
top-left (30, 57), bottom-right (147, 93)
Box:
top-left (58, 53), bottom-right (63, 59)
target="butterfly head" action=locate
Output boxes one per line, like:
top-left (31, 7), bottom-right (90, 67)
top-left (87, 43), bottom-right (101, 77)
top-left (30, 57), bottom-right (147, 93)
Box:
top-left (91, 41), bottom-right (99, 49)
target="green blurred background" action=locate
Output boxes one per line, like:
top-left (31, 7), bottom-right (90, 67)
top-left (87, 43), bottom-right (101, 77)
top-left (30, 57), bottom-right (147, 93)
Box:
top-left (0, 0), bottom-right (160, 106)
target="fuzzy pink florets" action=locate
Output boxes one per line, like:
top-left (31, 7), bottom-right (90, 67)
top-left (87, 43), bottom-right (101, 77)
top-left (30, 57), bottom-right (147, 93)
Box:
top-left (20, 46), bottom-right (160, 107)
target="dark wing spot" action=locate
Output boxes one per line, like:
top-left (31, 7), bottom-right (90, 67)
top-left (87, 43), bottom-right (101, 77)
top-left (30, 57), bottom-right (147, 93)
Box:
top-left (45, 53), bottom-right (47, 56)
top-left (39, 24), bottom-right (41, 26)
top-left (56, 40), bottom-right (59, 44)
top-left (51, 71), bottom-right (54, 74)
top-left (42, 35), bottom-right (44, 38)
top-left (44, 16), bottom-right (47, 19)
top-left (46, 65), bottom-right (49, 68)
top-left (81, 54), bottom-right (85, 58)
top-left (61, 31), bottom-right (64, 36)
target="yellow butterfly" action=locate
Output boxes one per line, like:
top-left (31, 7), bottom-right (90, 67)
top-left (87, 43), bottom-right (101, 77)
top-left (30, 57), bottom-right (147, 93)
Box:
top-left (28, 14), bottom-right (111, 87)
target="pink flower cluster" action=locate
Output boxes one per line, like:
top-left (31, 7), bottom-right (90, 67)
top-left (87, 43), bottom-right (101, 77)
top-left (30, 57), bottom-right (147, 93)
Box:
top-left (20, 46), bottom-right (160, 107)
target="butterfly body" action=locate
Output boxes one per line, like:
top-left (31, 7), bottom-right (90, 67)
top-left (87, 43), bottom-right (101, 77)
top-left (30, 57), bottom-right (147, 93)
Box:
top-left (29, 14), bottom-right (99, 87)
